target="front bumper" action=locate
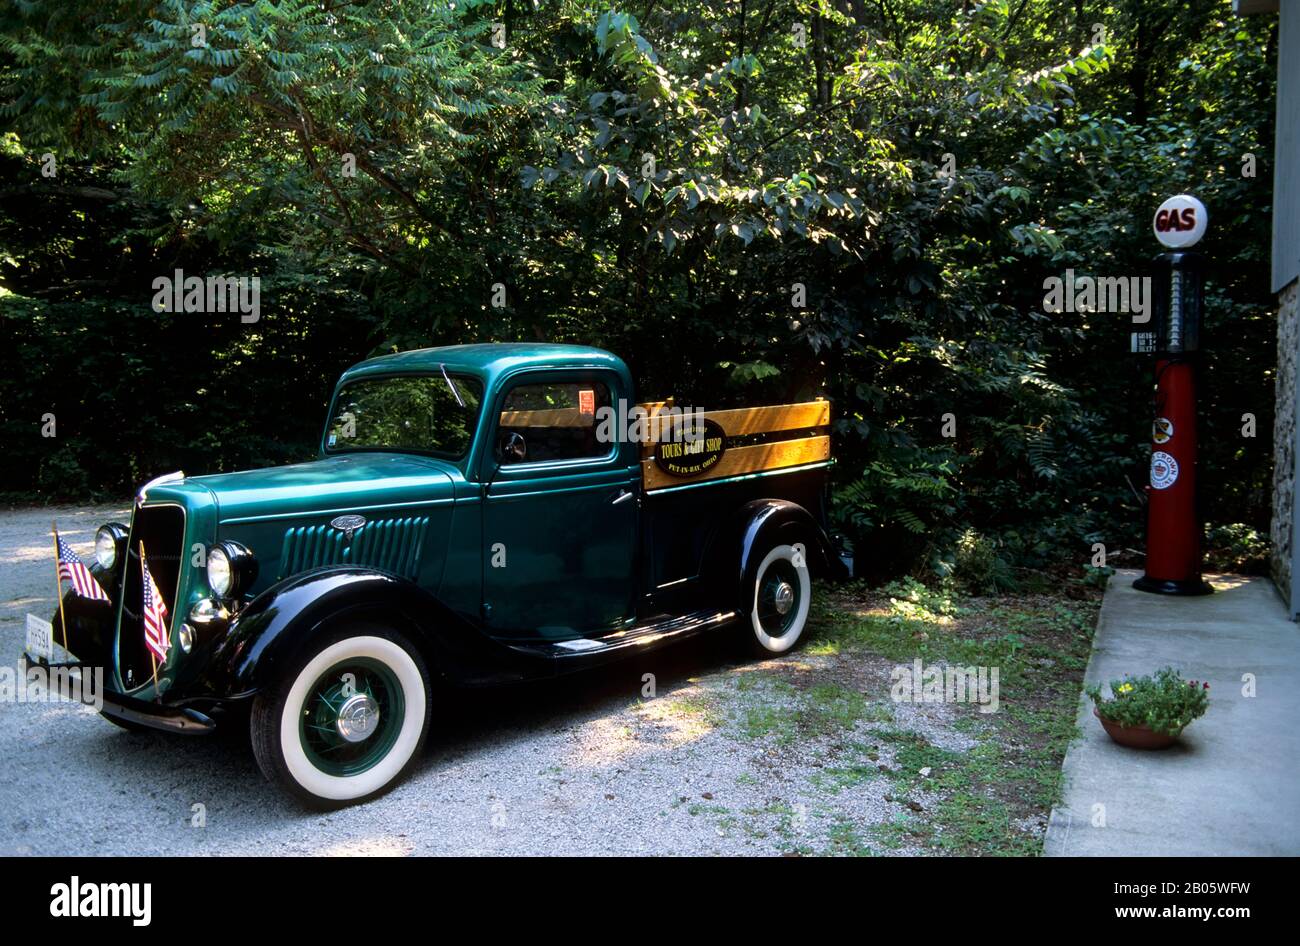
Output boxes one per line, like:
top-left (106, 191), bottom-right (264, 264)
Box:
top-left (19, 653), bottom-right (217, 735)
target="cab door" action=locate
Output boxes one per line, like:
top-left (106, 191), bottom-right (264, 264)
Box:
top-left (480, 371), bottom-right (639, 640)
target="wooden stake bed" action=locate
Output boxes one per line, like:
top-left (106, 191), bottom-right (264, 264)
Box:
top-left (496, 398), bottom-right (832, 490)
top-left (642, 433), bottom-right (830, 490)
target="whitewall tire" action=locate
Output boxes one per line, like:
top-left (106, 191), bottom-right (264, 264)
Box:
top-left (746, 542), bottom-right (812, 655)
top-left (251, 626), bottom-right (431, 809)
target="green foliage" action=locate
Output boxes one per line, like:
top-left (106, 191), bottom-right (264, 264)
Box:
top-left (1204, 523), bottom-right (1271, 575)
top-left (881, 576), bottom-right (961, 624)
top-left (1086, 667), bottom-right (1211, 736)
top-left (1080, 564), bottom-right (1116, 589)
top-left (954, 528), bottom-right (1016, 595)
top-left (0, 279), bottom-right (376, 500)
top-left (0, 1), bottom-right (1278, 583)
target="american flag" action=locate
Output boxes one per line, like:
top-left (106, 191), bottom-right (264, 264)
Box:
top-left (140, 547), bottom-right (170, 664)
top-left (56, 532), bottom-right (109, 603)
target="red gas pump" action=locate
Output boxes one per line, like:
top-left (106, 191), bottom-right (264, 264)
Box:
top-left (1133, 195), bottom-right (1212, 596)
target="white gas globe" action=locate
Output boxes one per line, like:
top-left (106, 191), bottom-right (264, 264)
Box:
top-left (1152, 194), bottom-right (1207, 248)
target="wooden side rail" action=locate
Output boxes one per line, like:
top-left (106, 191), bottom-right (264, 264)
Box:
top-left (641, 434), bottom-right (830, 491)
top-left (637, 400), bottom-right (830, 457)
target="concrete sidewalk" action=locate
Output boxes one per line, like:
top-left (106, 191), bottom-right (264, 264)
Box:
top-left (1045, 569), bottom-right (1300, 856)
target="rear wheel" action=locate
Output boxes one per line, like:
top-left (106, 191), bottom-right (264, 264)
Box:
top-left (743, 542), bottom-right (812, 656)
top-left (250, 624), bottom-right (431, 809)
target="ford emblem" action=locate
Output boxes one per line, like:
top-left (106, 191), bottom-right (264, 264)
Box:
top-left (330, 514), bottom-right (367, 540)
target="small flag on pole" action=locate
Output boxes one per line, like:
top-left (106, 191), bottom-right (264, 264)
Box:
top-left (56, 531), bottom-right (109, 603)
top-left (140, 546), bottom-right (170, 664)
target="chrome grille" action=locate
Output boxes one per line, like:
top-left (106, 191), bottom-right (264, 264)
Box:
top-left (278, 516), bottom-right (430, 580)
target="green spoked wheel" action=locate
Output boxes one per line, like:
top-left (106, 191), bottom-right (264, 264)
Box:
top-left (299, 658), bottom-right (405, 778)
top-left (251, 624), bottom-right (431, 809)
top-left (745, 542), bottom-right (812, 656)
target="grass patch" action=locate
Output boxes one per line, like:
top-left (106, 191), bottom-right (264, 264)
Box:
top-left (810, 762), bottom-right (881, 795)
top-left (663, 693), bottom-right (726, 728)
top-left (728, 676), bottom-right (893, 745)
top-left (799, 683), bottom-right (892, 734)
top-left (811, 580), bottom-right (1099, 855)
top-left (825, 819), bottom-right (875, 856)
top-left (690, 577), bottom-right (1101, 855)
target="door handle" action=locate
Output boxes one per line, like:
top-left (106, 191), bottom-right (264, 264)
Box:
top-left (610, 489), bottom-right (634, 506)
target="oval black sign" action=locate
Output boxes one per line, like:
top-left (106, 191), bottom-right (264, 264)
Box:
top-left (653, 417), bottom-right (727, 478)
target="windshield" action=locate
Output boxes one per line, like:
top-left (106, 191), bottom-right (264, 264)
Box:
top-left (325, 373), bottom-right (483, 459)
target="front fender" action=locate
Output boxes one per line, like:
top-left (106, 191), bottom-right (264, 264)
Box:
top-left (214, 566), bottom-right (551, 695)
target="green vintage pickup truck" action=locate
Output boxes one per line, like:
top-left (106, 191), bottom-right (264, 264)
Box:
top-left (27, 344), bottom-right (847, 807)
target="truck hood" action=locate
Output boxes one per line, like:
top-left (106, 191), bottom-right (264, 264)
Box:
top-left (187, 453), bottom-right (458, 523)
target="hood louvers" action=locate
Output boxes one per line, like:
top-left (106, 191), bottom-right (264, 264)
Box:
top-left (278, 516), bottom-right (430, 581)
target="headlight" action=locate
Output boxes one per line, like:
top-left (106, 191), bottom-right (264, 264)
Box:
top-left (206, 541), bottom-right (257, 599)
top-left (94, 523), bottom-right (128, 570)
top-left (178, 624), bottom-right (196, 654)
top-left (207, 547), bottom-right (232, 596)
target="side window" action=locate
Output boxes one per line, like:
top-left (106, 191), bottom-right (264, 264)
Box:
top-left (498, 380), bottom-right (613, 464)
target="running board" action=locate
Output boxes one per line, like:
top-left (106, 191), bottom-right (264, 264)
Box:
top-left (510, 608), bottom-right (738, 663)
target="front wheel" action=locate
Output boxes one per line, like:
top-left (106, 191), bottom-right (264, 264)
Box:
top-left (743, 542), bottom-right (812, 656)
top-left (250, 624), bottom-right (431, 809)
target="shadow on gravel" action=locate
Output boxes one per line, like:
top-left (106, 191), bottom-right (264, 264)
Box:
top-left (415, 632), bottom-right (745, 775)
top-left (97, 630), bottom-right (746, 812)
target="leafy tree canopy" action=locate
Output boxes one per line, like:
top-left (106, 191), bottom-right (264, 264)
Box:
top-left (0, 0), bottom-right (1278, 581)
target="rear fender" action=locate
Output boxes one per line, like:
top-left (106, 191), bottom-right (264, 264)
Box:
top-left (702, 499), bottom-right (846, 613)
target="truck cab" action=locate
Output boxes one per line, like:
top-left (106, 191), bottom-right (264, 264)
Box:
top-left (27, 343), bottom-right (846, 808)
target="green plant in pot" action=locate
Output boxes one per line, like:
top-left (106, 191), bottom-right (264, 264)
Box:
top-left (1085, 667), bottom-right (1210, 750)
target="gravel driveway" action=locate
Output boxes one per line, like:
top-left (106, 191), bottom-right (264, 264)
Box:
top-left (0, 504), bottom-right (1019, 856)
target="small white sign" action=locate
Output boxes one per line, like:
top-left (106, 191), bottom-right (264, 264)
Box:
top-left (1151, 450), bottom-right (1179, 490)
top-left (1153, 194), bottom-right (1207, 248)
top-left (25, 613), bottom-right (53, 662)
top-left (554, 638), bottom-right (603, 652)
top-left (1153, 417), bottom-right (1174, 445)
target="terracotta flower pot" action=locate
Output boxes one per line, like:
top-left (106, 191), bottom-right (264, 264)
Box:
top-left (1093, 707), bottom-right (1180, 750)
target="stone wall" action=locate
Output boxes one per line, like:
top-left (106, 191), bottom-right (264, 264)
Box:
top-left (1271, 279), bottom-right (1298, 613)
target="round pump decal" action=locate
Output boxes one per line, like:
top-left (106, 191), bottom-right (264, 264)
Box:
top-left (1150, 451), bottom-right (1179, 490)
top-left (1152, 417), bottom-right (1174, 445)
